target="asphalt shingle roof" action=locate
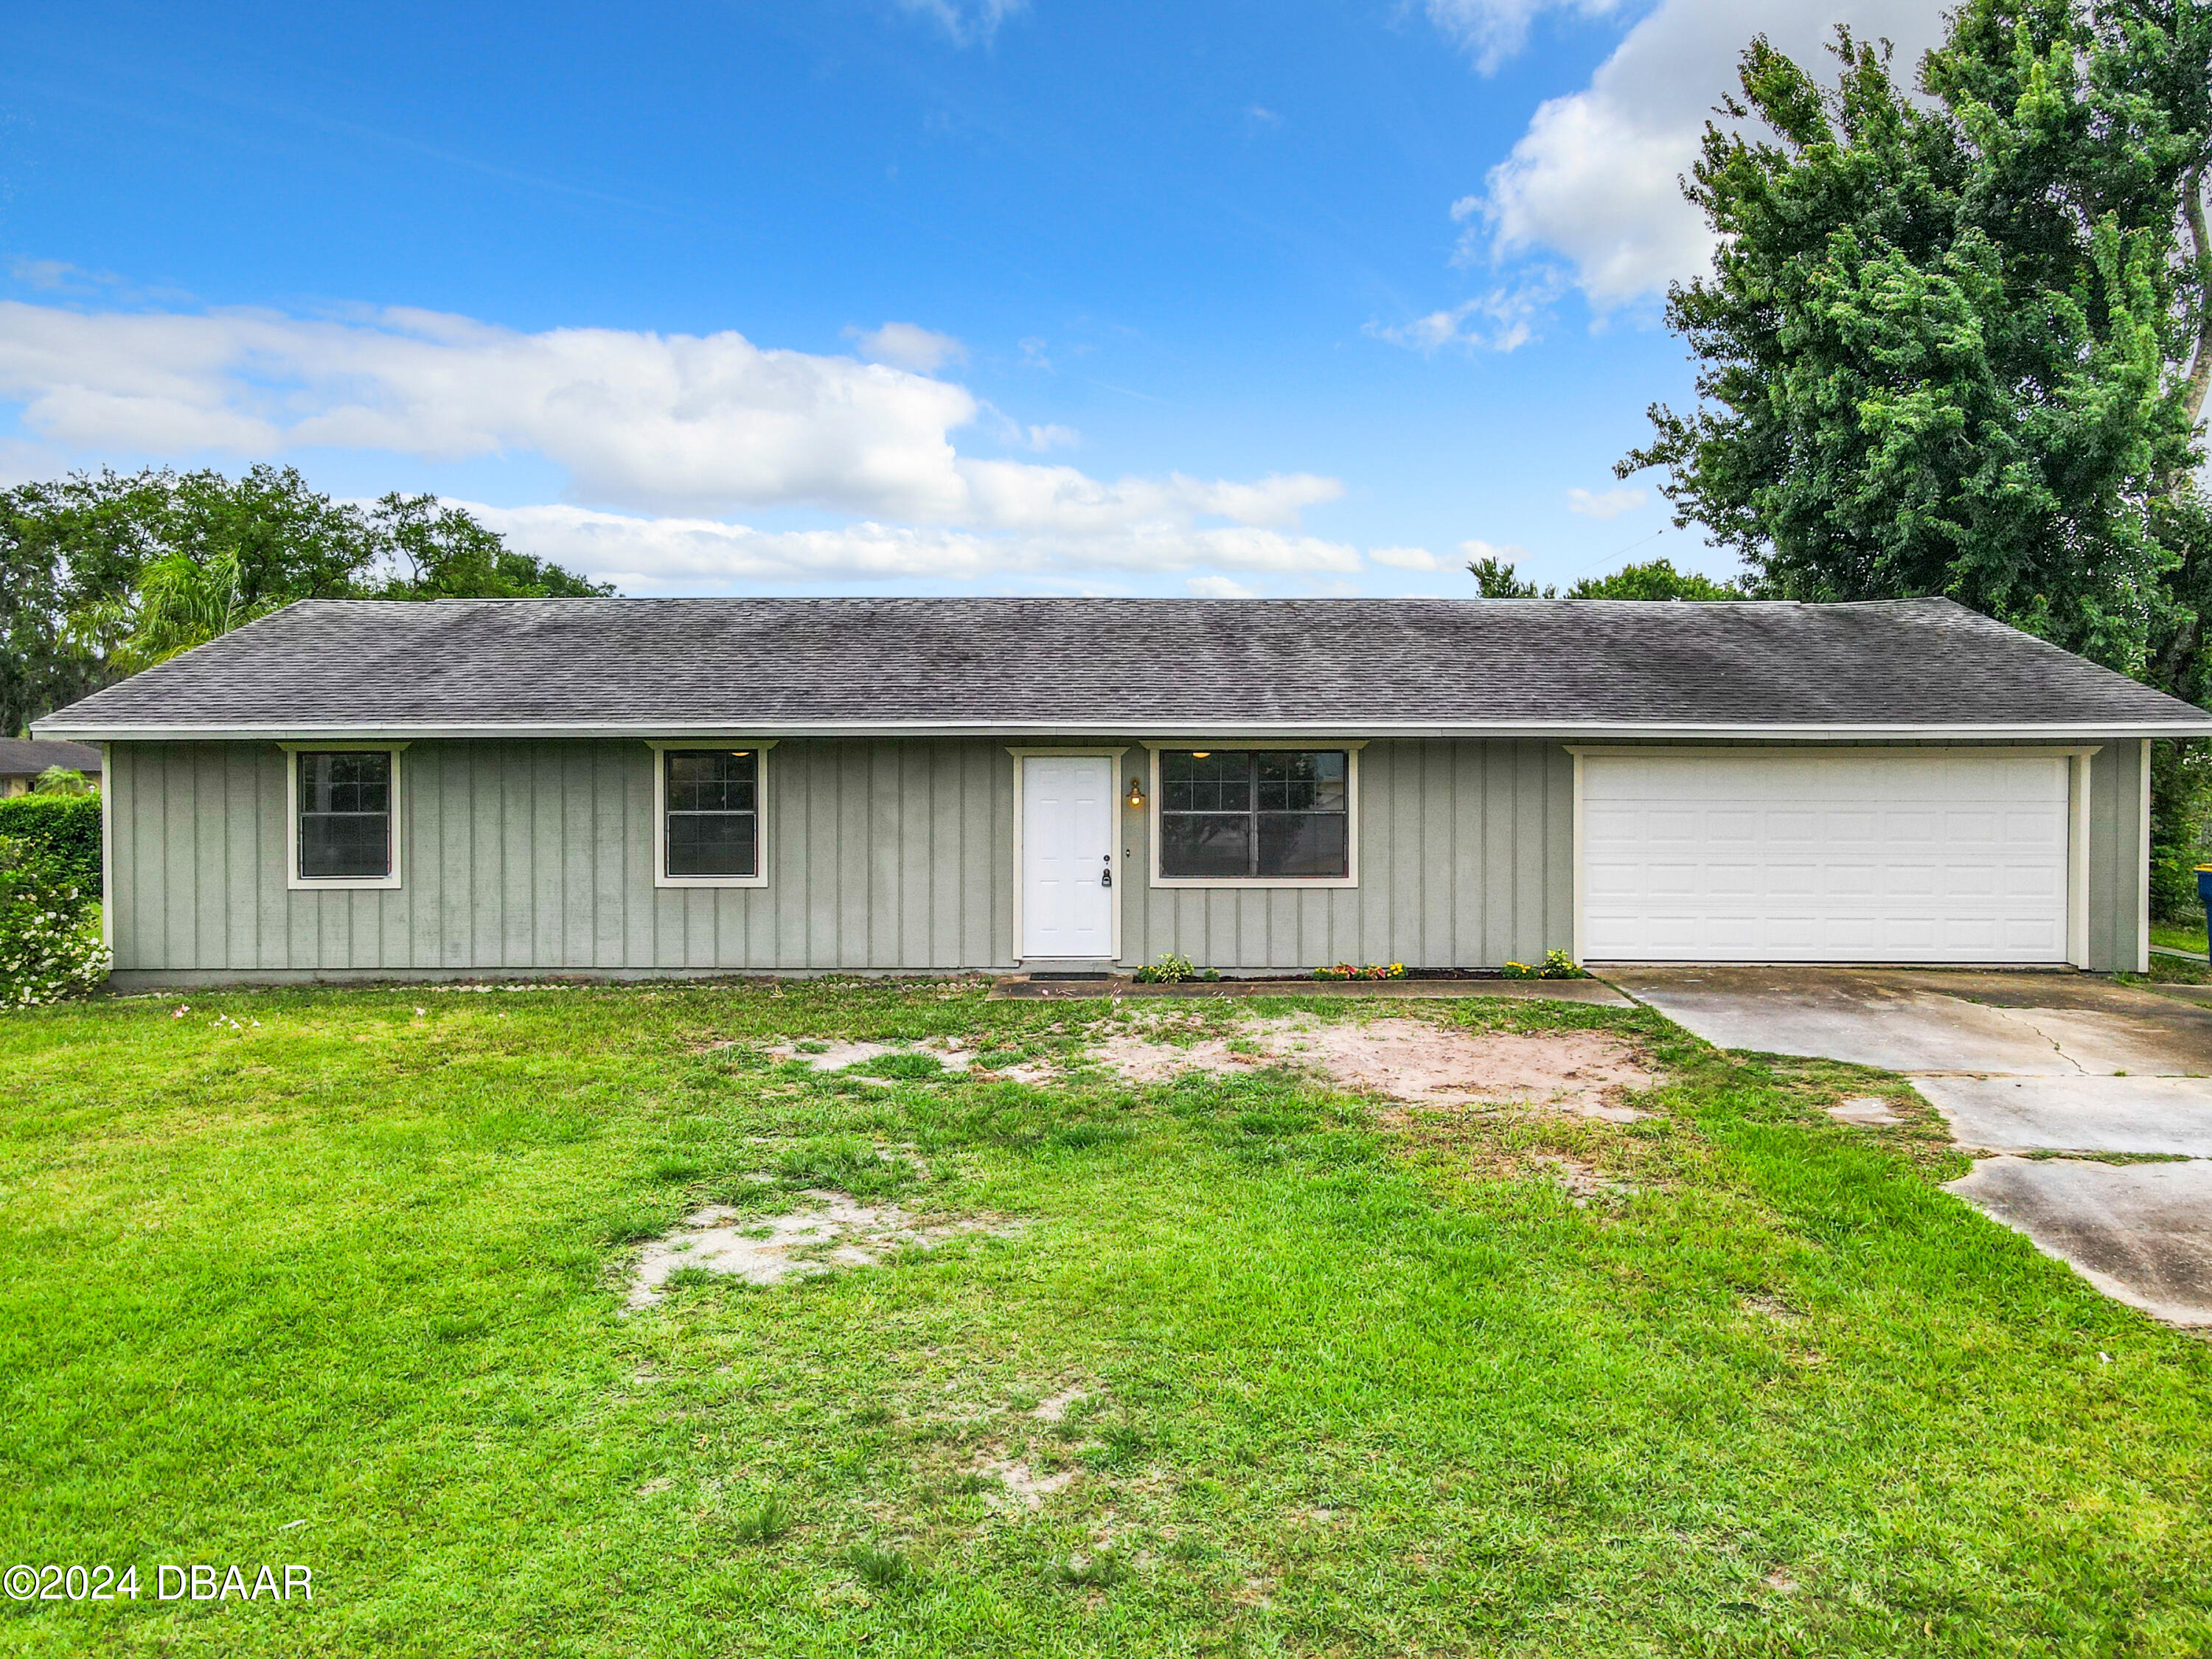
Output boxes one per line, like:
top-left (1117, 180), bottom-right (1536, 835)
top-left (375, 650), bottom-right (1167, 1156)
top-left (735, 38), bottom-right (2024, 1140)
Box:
top-left (32, 595), bottom-right (2212, 736)
top-left (0, 738), bottom-right (102, 776)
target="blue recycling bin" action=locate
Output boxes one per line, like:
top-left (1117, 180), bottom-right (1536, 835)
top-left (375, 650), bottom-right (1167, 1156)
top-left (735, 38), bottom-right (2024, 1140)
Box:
top-left (2199, 866), bottom-right (2212, 956)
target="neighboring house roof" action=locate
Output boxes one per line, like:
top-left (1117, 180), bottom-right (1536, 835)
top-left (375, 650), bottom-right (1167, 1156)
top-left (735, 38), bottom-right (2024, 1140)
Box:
top-left (31, 596), bottom-right (2212, 740)
top-left (0, 737), bottom-right (102, 776)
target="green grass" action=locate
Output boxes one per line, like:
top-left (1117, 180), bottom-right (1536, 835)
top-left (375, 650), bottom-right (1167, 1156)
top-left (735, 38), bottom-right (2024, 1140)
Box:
top-left (2149, 917), bottom-right (2208, 957)
top-left (2, 981), bottom-right (2209, 1655)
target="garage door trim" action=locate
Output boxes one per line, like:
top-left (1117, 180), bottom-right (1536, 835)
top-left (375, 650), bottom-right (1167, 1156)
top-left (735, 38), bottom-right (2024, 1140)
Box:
top-left (1567, 745), bottom-right (2101, 967)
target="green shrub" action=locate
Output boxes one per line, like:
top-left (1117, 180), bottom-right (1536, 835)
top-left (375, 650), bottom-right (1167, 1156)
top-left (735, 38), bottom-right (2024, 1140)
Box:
top-left (1503, 950), bottom-right (1585, 981)
top-left (0, 837), bottom-right (110, 1008)
top-left (1132, 952), bottom-right (1217, 984)
top-left (0, 794), bottom-right (100, 893)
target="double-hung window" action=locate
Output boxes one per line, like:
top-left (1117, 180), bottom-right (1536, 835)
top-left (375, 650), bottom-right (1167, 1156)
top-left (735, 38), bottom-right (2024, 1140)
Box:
top-left (660, 748), bottom-right (762, 882)
top-left (1158, 749), bottom-right (1351, 880)
top-left (290, 748), bottom-right (400, 886)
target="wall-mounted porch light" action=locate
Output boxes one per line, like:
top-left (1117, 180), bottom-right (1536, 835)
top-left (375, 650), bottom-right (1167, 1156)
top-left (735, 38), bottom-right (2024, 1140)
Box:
top-left (1127, 776), bottom-right (1146, 810)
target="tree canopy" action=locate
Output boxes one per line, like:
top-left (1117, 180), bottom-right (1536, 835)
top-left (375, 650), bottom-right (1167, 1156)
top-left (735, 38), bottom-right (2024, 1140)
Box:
top-left (1466, 554), bottom-right (1743, 600)
top-left (1, 466), bottom-right (611, 736)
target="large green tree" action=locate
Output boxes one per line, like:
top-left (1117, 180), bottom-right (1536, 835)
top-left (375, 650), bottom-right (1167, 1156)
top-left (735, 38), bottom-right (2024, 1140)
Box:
top-left (1466, 553), bottom-right (1742, 599)
top-left (1621, 0), bottom-right (2212, 908)
top-left (0, 466), bottom-right (611, 734)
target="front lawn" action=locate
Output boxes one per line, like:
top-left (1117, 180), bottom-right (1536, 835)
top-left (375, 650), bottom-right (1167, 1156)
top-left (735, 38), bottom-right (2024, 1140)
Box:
top-left (2, 983), bottom-right (2208, 1655)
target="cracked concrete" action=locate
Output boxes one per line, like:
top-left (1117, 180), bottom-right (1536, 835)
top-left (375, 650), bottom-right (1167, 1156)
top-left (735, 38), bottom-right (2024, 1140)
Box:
top-left (1602, 966), bottom-right (2212, 1327)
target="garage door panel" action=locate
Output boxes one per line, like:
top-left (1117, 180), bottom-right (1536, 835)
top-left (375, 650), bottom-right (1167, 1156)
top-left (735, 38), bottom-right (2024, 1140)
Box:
top-left (1581, 751), bottom-right (2070, 964)
top-left (1825, 863), bottom-right (1877, 897)
top-left (1883, 863), bottom-right (1936, 897)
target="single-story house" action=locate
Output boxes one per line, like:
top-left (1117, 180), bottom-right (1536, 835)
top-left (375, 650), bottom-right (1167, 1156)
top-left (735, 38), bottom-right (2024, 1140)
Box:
top-left (0, 737), bottom-right (102, 798)
top-left (31, 595), bottom-right (2212, 990)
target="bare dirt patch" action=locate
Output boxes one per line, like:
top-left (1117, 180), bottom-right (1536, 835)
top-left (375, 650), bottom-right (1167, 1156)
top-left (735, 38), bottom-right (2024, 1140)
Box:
top-left (1535, 1154), bottom-right (1638, 1206)
top-left (975, 1458), bottom-right (1077, 1509)
top-left (1088, 1015), bottom-right (1655, 1116)
top-left (1031, 1385), bottom-right (1090, 1423)
top-left (627, 1193), bottom-right (1019, 1307)
top-left (763, 1037), bottom-right (979, 1075)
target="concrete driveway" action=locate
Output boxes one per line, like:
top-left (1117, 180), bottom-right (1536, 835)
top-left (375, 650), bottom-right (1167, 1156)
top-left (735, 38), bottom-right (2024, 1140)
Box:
top-left (1602, 966), bottom-right (2212, 1327)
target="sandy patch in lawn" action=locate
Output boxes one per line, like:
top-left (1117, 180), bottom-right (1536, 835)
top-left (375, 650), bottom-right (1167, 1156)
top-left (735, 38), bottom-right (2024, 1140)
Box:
top-left (627, 1192), bottom-right (1017, 1307)
top-left (1088, 1015), bottom-right (1654, 1116)
top-left (976, 1458), bottom-right (1077, 1509)
top-left (1031, 1385), bottom-right (1089, 1423)
top-left (1536, 1154), bottom-right (1638, 1206)
top-left (763, 1036), bottom-right (981, 1074)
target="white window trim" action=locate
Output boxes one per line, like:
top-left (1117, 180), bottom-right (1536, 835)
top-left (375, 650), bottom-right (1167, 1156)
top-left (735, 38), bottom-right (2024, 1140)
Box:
top-left (648, 740), bottom-right (776, 888)
top-left (2136, 738), bottom-right (2152, 975)
top-left (97, 741), bottom-right (114, 946)
top-left (1008, 747), bottom-right (1128, 962)
top-left (1143, 740), bottom-right (1363, 890)
top-left (280, 741), bottom-right (409, 891)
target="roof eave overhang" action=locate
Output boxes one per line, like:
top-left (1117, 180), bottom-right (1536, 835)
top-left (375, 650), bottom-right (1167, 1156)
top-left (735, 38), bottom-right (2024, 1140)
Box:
top-left (35, 717), bottom-right (2212, 741)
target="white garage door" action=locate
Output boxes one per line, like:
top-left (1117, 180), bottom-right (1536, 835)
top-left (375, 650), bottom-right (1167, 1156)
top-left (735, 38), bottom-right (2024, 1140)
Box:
top-left (1579, 750), bottom-right (2072, 964)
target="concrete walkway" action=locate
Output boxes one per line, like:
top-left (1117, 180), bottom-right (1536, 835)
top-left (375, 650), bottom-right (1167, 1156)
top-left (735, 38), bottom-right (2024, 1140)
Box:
top-left (1600, 966), bottom-right (2212, 1326)
top-left (990, 975), bottom-right (1632, 1004)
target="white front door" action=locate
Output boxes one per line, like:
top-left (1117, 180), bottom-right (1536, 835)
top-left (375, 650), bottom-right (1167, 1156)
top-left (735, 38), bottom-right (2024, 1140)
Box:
top-left (1579, 748), bottom-right (2073, 963)
top-left (1021, 756), bottom-right (1116, 959)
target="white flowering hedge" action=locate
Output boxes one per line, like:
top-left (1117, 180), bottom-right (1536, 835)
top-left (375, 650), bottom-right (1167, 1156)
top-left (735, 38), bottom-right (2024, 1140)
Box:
top-left (0, 840), bottom-right (110, 1009)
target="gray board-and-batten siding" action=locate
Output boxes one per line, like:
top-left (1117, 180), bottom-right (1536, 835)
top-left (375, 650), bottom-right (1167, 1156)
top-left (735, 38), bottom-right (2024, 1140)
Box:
top-left (105, 736), bottom-right (1573, 985)
top-left (102, 734), bottom-right (2148, 987)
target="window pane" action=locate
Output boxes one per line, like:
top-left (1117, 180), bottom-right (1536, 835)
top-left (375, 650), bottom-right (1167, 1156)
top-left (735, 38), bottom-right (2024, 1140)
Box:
top-left (298, 752), bottom-right (391, 878)
top-left (1160, 813), bottom-right (1251, 878)
top-left (667, 812), bottom-right (756, 877)
top-left (666, 750), bottom-right (756, 813)
top-left (1257, 751), bottom-right (1344, 813)
top-left (1161, 751), bottom-right (1250, 813)
top-left (301, 751), bottom-right (389, 815)
top-left (1257, 812), bottom-right (1348, 878)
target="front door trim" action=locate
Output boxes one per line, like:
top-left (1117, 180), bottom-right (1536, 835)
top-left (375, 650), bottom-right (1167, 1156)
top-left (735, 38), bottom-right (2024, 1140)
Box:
top-left (1009, 747), bottom-right (1127, 964)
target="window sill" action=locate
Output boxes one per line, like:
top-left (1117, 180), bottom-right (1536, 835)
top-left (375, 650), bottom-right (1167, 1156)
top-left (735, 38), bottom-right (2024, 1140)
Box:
top-left (653, 874), bottom-right (769, 889)
top-left (287, 874), bottom-right (403, 891)
top-left (1151, 876), bottom-right (1357, 889)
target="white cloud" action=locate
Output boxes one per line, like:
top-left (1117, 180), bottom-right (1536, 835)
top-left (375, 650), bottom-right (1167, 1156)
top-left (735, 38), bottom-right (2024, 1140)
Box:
top-left (897, 0), bottom-right (1026, 44)
top-left (458, 502), bottom-right (1366, 591)
top-left (1364, 272), bottom-right (1562, 354)
top-left (1565, 484), bottom-right (1644, 518)
top-left (847, 320), bottom-right (967, 373)
top-left (1023, 423), bottom-right (1079, 451)
top-left (1425, 0), bottom-right (1627, 75)
top-left (1187, 575), bottom-right (1259, 598)
top-left (1018, 336), bottom-right (1051, 369)
top-left (0, 301), bottom-right (1341, 545)
top-left (11, 258), bottom-right (121, 293)
top-left (1472, 0), bottom-right (1949, 306)
top-left (1368, 546), bottom-right (1441, 571)
top-left (1460, 538), bottom-right (1528, 563)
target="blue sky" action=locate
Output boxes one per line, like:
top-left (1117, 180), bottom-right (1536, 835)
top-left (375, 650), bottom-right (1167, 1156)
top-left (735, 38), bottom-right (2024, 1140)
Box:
top-left (0, 0), bottom-right (1947, 597)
